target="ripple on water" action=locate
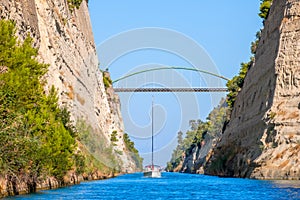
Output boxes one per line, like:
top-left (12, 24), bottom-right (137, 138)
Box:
top-left (4, 173), bottom-right (300, 200)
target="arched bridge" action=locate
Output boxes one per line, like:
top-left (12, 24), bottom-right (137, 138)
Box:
top-left (111, 66), bottom-right (229, 93)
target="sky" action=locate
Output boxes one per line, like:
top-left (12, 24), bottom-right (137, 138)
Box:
top-left (88, 1), bottom-right (263, 167)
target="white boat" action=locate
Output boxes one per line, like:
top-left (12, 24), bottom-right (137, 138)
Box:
top-left (143, 165), bottom-right (161, 178)
top-left (143, 96), bottom-right (161, 178)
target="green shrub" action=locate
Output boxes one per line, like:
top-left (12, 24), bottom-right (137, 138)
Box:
top-left (103, 73), bottom-right (112, 89)
top-left (0, 20), bottom-right (78, 180)
top-left (68, 0), bottom-right (83, 11)
top-left (259, 0), bottom-right (273, 20)
top-left (76, 120), bottom-right (121, 172)
top-left (111, 130), bottom-right (119, 143)
top-left (123, 133), bottom-right (143, 170)
top-left (166, 99), bottom-right (228, 171)
top-left (226, 62), bottom-right (251, 108)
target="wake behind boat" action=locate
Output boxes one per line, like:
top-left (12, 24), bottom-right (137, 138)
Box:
top-left (143, 96), bottom-right (161, 178)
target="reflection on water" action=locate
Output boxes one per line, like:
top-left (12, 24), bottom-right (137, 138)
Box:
top-left (271, 180), bottom-right (300, 188)
top-left (268, 180), bottom-right (300, 199)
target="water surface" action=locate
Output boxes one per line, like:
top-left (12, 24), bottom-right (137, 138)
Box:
top-left (5, 173), bottom-right (300, 199)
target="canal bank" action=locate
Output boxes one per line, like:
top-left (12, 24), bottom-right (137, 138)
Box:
top-left (0, 170), bottom-right (118, 198)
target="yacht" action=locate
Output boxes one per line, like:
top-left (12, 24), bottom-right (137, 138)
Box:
top-left (143, 97), bottom-right (161, 178)
top-left (143, 165), bottom-right (161, 178)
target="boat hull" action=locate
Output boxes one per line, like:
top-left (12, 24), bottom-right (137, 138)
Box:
top-left (143, 171), bottom-right (161, 178)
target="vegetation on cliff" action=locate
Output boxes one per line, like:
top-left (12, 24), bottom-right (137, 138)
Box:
top-left (103, 71), bottom-right (113, 89)
top-left (0, 20), bottom-right (82, 181)
top-left (203, 0), bottom-right (274, 175)
top-left (76, 122), bottom-right (143, 173)
top-left (123, 133), bottom-right (143, 170)
top-left (226, 62), bottom-right (251, 108)
top-left (0, 18), bottom-right (136, 180)
top-left (226, 0), bottom-right (272, 109)
top-left (76, 120), bottom-right (121, 173)
top-left (166, 100), bottom-right (228, 172)
top-left (259, 0), bottom-right (273, 20)
top-left (68, 0), bottom-right (84, 11)
top-left (167, 0), bottom-right (274, 173)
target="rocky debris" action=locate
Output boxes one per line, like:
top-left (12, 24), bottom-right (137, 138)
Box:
top-left (205, 0), bottom-right (300, 180)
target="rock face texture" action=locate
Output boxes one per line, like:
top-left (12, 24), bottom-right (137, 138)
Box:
top-left (205, 0), bottom-right (300, 180)
top-left (0, 171), bottom-right (115, 197)
top-left (0, 0), bottom-right (137, 175)
top-left (181, 136), bottom-right (216, 174)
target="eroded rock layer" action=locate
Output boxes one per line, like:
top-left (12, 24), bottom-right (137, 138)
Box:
top-left (205, 0), bottom-right (300, 180)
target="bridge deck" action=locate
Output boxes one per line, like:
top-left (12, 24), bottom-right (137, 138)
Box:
top-left (114, 88), bottom-right (228, 92)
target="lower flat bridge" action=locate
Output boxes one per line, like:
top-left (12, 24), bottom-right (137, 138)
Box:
top-left (114, 88), bottom-right (228, 92)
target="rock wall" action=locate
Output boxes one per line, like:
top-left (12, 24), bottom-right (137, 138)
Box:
top-left (0, 0), bottom-right (137, 176)
top-left (205, 0), bottom-right (300, 180)
top-left (181, 136), bottom-right (215, 174)
top-left (0, 170), bottom-right (115, 197)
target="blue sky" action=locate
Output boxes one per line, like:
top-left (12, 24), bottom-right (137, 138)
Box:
top-left (88, 1), bottom-right (263, 167)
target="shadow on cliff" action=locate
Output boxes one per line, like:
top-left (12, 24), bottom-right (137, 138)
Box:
top-left (204, 0), bottom-right (285, 178)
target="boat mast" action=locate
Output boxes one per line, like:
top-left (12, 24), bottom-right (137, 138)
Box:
top-left (151, 96), bottom-right (154, 169)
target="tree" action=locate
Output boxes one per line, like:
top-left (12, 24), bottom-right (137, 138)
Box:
top-left (0, 19), bottom-right (77, 181)
top-left (177, 131), bottom-right (183, 149)
top-left (226, 62), bottom-right (251, 108)
top-left (166, 99), bottom-right (229, 172)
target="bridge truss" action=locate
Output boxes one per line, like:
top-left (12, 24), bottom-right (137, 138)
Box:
top-left (114, 87), bottom-right (228, 93)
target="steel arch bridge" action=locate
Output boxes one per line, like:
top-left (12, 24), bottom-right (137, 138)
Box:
top-left (111, 66), bottom-right (229, 93)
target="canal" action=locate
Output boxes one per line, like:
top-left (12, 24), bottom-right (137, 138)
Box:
top-left (5, 173), bottom-right (300, 200)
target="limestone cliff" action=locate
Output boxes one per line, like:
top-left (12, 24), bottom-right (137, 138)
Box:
top-left (181, 135), bottom-right (218, 174)
top-left (0, 0), bottom-right (138, 177)
top-left (205, 0), bottom-right (300, 180)
top-left (166, 101), bottom-right (228, 174)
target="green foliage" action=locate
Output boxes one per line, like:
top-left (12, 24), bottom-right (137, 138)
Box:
top-left (206, 105), bottom-right (228, 137)
top-left (68, 0), bottom-right (83, 11)
top-left (259, 0), bottom-right (273, 20)
top-left (269, 112), bottom-right (276, 119)
top-left (57, 106), bottom-right (77, 138)
top-left (226, 62), bottom-right (251, 108)
top-left (166, 100), bottom-right (228, 172)
top-left (123, 133), bottom-right (143, 170)
top-left (0, 19), bottom-right (79, 181)
top-left (226, 1), bottom-right (272, 109)
top-left (111, 130), bottom-right (119, 144)
top-left (76, 120), bottom-right (121, 172)
top-left (73, 153), bottom-right (86, 174)
top-left (103, 72), bottom-right (112, 89)
top-left (123, 133), bottom-right (138, 154)
top-left (168, 1), bottom-right (273, 173)
top-left (177, 131), bottom-right (183, 147)
top-left (251, 31), bottom-right (262, 54)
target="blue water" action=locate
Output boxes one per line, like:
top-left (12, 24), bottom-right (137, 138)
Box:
top-left (5, 173), bottom-right (300, 200)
